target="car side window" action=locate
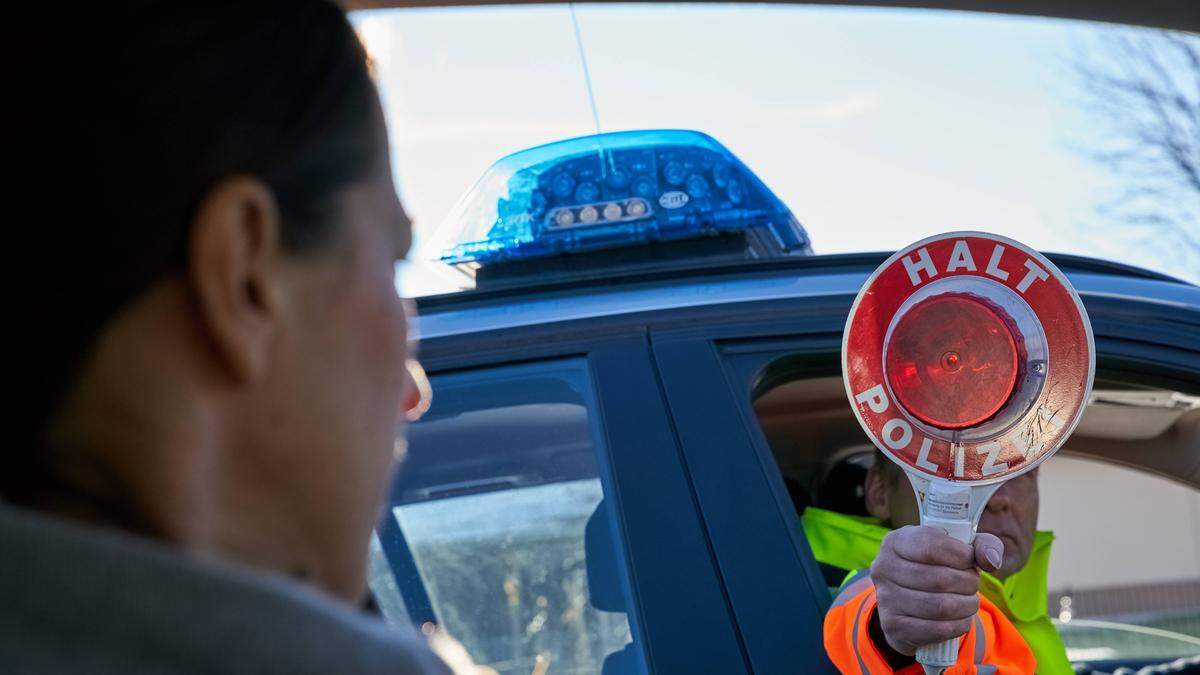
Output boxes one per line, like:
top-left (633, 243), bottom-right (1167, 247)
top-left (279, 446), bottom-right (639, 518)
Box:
top-left (369, 359), bottom-right (648, 675)
top-left (746, 353), bottom-right (1200, 667)
top-left (1039, 454), bottom-right (1200, 662)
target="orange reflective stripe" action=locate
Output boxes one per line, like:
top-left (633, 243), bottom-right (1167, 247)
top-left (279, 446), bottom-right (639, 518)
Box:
top-left (825, 580), bottom-right (894, 674)
top-left (832, 570), bottom-right (873, 610)
top-left (848, 590), bottom-right (873, 674)
top-left (970, 598), bottom-right (1038, 674)
top-left (973, 615), bottom-right (986, 664)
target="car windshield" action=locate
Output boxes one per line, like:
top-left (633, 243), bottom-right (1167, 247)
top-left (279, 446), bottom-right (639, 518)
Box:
top-left (352, 5), bottom-right (1199, 297)
top-left (352, 4), bottom-right (1200, 294)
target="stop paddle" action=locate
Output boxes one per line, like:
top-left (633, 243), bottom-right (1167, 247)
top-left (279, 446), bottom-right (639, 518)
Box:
top-left (842, 232), bottom-right (1095, 673)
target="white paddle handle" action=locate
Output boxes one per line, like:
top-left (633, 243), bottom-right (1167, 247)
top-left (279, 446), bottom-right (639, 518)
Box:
top-left (915, 489), bottom-right (977, 672)
top-left (916, 638), bottom-right (960, 672)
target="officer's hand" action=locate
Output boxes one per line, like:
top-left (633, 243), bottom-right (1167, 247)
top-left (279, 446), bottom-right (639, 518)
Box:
top-left (869, 526), bottom-right (1004, 656)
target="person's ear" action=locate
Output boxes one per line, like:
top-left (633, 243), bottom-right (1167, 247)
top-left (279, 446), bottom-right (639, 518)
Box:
top-left (188, 176), bottom-right (285, 384)
top-left (864, 463), bottom-right (892, 521)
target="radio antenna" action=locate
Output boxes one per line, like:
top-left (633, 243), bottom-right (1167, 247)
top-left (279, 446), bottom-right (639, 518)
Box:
top-left (569, 4), bottom-right (602, 136)
top-left (568, 4), bottom-right (612, 177)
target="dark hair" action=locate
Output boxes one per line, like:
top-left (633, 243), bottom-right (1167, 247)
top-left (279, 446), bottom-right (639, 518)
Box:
top-left (5, 2), bottom-right (381, 480)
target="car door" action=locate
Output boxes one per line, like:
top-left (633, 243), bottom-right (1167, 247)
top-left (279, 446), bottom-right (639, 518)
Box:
top-left (371, 320), bottom-right (750, 674)
top-left (650, 289), bottom-right (848, 675)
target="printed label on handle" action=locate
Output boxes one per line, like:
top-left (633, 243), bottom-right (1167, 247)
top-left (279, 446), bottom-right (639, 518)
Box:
top-left (924, 487), bottom-right (970, 520)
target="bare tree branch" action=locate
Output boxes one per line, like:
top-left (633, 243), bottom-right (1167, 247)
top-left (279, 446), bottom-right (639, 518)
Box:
top-left (1072, 29), bottom-right (1200, 278)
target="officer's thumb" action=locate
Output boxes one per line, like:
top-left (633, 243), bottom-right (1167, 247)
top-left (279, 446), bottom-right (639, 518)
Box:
top-left (973, 533), bottom-right (1004, 573)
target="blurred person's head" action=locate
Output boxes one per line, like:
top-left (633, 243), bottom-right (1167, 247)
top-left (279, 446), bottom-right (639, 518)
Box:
top-left (864, 451), bottom-right (1039, 580)
top-left (5, 1), bottom-right (425, 602)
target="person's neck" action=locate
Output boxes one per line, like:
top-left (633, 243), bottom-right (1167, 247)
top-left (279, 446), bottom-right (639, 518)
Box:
top-left (12, 439), bottom-right (180, 543)
top-left (29, 392), bottom-right (218, 548)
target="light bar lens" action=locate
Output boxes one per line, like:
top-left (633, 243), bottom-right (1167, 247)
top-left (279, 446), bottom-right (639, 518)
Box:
top-left (436, 129), bottom-right (811, 265)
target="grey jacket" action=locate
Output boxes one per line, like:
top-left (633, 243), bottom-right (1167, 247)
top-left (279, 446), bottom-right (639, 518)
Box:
top-left (0, 503), bottom-right (451, 675)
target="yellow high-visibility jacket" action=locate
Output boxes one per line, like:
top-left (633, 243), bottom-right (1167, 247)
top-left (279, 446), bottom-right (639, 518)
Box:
top-left (803, 507), bottom-right (1071, 675)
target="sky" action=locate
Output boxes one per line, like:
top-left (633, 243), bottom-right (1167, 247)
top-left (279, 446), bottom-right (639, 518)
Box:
top-left (350, 5), bottom-right (1198, 295)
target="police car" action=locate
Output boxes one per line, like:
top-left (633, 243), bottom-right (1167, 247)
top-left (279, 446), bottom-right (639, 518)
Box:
top-left (360, 124), bottom-right (1200, 674)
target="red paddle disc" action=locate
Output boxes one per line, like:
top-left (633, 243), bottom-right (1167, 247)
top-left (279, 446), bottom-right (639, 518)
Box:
top-left (842, 232), bottom-right (1094, 484)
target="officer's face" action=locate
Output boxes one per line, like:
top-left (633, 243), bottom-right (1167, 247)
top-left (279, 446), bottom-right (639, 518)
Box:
top-left (978, 469), bottom-right (1039, 580)
top-left (867, 462), bottom-right (921, 527)
top-left (867, 462), bottom-right (1039, 580)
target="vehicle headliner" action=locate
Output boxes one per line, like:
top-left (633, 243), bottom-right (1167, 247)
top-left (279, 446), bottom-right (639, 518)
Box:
top-left (756, 376), bottom-right (1200, 493)
top-left (343, 1), bottom-right (1200, 33)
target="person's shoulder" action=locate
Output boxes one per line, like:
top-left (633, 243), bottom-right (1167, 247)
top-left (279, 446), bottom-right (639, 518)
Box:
top-left (0, 504), bottom-right (451, 675)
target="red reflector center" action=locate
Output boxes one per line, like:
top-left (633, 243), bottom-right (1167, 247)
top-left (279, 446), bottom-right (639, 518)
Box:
top-left (885, 294), bottom-right (1020, 430)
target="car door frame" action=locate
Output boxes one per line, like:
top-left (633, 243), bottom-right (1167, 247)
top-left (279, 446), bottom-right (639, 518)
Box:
top-left (649, 293), bottom-right (850, 675)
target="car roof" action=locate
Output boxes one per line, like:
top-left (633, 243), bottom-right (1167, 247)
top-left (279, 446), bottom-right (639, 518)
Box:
top-left (416, 251), bottom-right (1198, 339)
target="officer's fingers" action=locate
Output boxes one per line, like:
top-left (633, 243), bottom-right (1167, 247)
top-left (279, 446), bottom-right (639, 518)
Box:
top-left (973, 532), bottom-right (1005, 573)
top-left (878, 613), bottom-right (974, 653)
top-left (875, 583), bottom-right (979, 623)
top-left (873, 616), bottom-right (919, 658)
top-left (886, 526), bottom-right (976, 569)
top-left (872, 556), bottom-right (980, 596)
top-left (881, 633), bottom-right (917, 657)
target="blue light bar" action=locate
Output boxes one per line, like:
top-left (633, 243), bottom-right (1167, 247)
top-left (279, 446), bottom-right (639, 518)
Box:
top-left (437, 129), bottom-right (811, 266)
